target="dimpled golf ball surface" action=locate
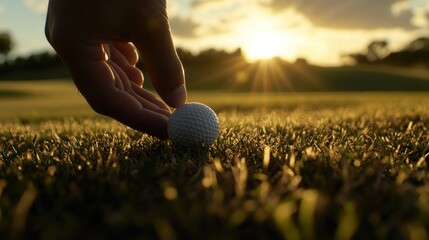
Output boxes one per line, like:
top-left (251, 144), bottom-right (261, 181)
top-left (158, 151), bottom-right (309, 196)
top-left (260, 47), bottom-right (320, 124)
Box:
top-left (168, 103), bottom-right (220, 147)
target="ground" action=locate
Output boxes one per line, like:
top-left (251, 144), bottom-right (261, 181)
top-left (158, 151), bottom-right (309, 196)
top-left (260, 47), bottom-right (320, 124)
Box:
top-left (0, 80), bottom-right (429, 239)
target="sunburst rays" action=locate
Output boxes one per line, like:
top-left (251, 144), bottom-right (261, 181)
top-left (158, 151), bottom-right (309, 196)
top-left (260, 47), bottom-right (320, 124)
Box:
top-left (186, 55), bottom-right (322, 92)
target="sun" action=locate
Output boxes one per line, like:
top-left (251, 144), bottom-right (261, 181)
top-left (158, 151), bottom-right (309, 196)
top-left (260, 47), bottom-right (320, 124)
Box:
top-left (242, 31), bottom-right (286, 62)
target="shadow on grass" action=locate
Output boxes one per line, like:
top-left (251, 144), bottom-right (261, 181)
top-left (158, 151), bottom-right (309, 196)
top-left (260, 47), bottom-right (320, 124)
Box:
top-left (0, 90), bottom-right (33, 99)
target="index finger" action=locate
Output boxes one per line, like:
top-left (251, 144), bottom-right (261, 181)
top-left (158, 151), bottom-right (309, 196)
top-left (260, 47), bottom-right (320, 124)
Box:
top-left (130, 10), bottom-right (187, 108)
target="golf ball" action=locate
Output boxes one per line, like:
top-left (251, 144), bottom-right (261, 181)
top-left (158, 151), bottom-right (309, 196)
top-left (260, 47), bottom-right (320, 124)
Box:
top-left (168, 102), bottom-right (220, 147)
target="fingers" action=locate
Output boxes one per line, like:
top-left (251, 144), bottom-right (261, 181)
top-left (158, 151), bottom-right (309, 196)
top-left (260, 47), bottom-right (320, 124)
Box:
top-left (132, 18), bottom-right (187, 108)
top-left (61, 43), bottom-right (171, 139)
top-left (130, 82), bottom-right (170, 112)
top-left (106, 43), bottom-right (170, 114)
top-left (94, 89), bottom-right (170, 139)
top-left (109, 44), bottom-right (144, 86)
top-left (107, 57), bottom-right (171, 116)
top-left (114, 43), bottom-right (139, 66)
top-left (101, 90), bottom-right (171, 139)
top-left (131, 108), bottom-right (170, 139)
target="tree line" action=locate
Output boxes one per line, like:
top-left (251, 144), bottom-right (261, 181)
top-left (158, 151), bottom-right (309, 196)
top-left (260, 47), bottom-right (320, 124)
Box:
top-left (0, 31), bottom-right (249, 77)
top-left (343, 37), bottom-right (429, 68)
top-left (0, 32), bottom-right (64, 75)
top-left (1, 31), bottom-right (428, 77)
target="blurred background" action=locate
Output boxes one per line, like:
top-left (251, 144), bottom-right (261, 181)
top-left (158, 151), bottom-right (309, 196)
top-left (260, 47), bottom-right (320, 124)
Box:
top-left (0, 0), bottom-right (429, 92)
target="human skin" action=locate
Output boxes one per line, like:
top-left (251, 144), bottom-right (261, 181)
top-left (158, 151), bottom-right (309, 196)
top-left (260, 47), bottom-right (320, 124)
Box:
top-left (45, 0), bottom-right (187, 139)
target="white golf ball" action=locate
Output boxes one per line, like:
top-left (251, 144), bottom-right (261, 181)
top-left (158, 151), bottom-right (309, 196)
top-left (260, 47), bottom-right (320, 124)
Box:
top-left (168, 102), bottom-right (220, 147)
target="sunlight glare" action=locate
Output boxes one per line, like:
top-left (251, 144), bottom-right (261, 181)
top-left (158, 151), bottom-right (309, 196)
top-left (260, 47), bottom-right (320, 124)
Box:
top-left (242, 31), bottom-right (286, 62)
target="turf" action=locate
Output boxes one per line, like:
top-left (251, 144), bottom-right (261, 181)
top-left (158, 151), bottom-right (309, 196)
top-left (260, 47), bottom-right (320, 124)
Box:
top-left (1, 87), bottom-right (429, 239)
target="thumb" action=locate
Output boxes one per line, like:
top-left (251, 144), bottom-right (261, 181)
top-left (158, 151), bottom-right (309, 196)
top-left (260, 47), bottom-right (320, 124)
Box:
top-left (132, 15), bottom-right (187, 108)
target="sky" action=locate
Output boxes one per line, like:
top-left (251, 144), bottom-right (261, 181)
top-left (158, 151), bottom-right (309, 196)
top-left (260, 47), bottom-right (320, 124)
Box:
top-left (0, 0), bottom-right (428, 65)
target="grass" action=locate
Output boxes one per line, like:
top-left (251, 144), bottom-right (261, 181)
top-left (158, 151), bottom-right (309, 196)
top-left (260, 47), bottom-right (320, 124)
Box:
top-left (1, 81), bottom-right (429, 239)
top-left (0, 80), bottom-right (93, 121)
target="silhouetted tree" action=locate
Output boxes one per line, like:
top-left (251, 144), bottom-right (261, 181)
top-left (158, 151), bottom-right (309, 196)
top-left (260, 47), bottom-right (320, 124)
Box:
top-left (405, 37), bottom-right (429, 52)
top-left (342, 41), bottom-right (389, 65)
top-left (294, 57), bottom-right (308, 65)
top-left (0, 32), bottom-right (13, 62)
top-left (344, 36), bottom-right (429, 68)
top-left (342, 53), bottom-right (369, 66)
top-left (366, 40), bottom-right (389, 61)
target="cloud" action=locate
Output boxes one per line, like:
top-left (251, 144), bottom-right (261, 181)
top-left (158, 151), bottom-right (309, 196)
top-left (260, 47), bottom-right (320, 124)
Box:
top-left (392, 1), bottom-right (410, 15)
top-left (190, 0), bottom-right (255, 19)
top-left (410, 2), bottom-right (429, 27)
top-left (191, 0), bottom-right (231, 10)
top-left (189, 0), bottom-right (267, 35)
top-left (170, 0), bottom-right (427, 65)
top-left (22, 0), bottom-right (48, 14)
top-left (167, 0), bottom-right (180, 16)
top-left (392, 0), bottom-right (429, 27)
top-left (262, 0), bottom-right (415, 30)
top-left (411, 8), bottom-right (428, 27)
top-left (170, 16), bottom-right (199, 38)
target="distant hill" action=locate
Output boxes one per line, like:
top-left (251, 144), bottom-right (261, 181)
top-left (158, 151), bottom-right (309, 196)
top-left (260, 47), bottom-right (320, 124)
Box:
top-left (178, 58), bottom-right (429, 92)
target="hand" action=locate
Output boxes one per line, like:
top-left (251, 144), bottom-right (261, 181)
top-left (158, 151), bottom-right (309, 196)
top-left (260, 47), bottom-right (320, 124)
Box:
top-left (45, 0), bottom-right (187, 139)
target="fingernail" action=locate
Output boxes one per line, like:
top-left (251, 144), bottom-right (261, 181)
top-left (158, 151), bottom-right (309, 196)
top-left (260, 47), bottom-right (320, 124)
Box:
top-left (166, 85), bottom-right (187, 108)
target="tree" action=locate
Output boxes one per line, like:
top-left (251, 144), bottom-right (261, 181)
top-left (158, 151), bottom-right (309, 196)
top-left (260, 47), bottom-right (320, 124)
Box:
top-left (405, 37), bottom-right (429, 52)
top-left (366, 40), bottom-right (389, 61)
top-left (0, 32), bottom-right (13, 62)
top-left (343, 36), bottom-right (429, 68)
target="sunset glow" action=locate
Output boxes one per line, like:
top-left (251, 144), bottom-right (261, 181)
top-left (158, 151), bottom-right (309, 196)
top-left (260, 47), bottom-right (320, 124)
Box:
top-left (242, 31), bottom-right (287, 62)
top-left (1, 0), bottom-right (429, 65)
